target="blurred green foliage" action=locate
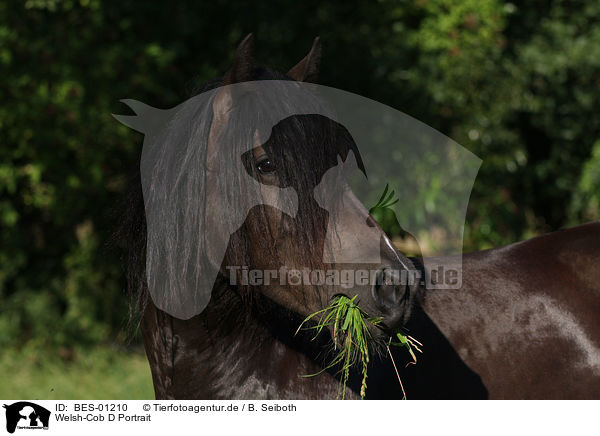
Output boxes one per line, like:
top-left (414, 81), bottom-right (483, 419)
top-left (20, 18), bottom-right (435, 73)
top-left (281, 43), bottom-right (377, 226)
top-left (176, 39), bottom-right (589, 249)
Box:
top-left (0, 346), bottom-right (153, 399)
top-left (0, 0), bottom-right (598, 354)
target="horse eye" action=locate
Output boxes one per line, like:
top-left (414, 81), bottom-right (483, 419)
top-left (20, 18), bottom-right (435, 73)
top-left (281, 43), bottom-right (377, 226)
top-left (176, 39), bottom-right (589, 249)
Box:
top-left (256, 158), bottom-right (276, 174)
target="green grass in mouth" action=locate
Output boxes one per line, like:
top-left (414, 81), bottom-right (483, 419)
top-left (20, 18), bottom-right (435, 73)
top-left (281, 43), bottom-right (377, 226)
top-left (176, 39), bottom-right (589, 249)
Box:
top-left (296, 294), bottom-right (422, 399)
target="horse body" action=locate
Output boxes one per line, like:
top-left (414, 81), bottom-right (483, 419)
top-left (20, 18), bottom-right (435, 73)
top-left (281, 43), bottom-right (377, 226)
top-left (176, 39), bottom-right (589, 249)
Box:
top-left (420, 221), bottom-right (600, 398)
top-left (120, 35), bottom-right (600, 400)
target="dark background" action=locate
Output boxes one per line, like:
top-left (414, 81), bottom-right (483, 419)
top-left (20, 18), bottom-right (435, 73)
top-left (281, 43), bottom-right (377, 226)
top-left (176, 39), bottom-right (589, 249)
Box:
top-left (1, 0), bottom-right (598, 397)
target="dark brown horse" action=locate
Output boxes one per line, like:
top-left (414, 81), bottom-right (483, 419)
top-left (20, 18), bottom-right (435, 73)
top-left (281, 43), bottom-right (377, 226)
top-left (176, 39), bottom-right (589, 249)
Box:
top-left (118, 35), bottom-right (600, 399)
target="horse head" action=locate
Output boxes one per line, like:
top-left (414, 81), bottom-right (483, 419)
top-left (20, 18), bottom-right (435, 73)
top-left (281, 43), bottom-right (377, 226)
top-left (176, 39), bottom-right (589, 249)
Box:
top-left (115, 34), bottom-right (418, 358)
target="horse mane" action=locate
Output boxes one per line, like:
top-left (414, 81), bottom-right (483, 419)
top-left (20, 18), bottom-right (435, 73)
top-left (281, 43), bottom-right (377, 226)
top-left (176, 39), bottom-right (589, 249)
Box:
top-left (114, 67), bottom-right (282, 328)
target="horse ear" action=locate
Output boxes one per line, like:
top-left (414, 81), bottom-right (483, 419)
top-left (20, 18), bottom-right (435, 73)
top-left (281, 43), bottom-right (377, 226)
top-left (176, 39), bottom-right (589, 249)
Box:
top-left (112, 99), bottom-right (165, 134)
top-left (223, 33), bottom-right (255, 85)
top-left (287, 37), bottom-right (321, 83)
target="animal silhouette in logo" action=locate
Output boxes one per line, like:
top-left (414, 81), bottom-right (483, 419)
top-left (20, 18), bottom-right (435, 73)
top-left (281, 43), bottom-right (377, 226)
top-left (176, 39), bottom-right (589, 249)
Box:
top-left (113, 80), bottom-right (375, 320)
top-left (113, 74), bottom-right (480, 320)
top-left (3, 402), bottom-right (50, 433)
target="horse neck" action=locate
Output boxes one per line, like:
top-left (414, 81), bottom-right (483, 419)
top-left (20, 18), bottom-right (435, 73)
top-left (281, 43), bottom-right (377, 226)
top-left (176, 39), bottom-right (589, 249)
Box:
top-left (142, 279), bottom-right (343, 399)
top-left (414, 254), bottom-right (482, 342)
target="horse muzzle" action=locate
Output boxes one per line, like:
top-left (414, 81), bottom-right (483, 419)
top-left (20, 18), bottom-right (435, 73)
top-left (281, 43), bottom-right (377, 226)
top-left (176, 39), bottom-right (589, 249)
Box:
top-left (371, 263), bottom-right (418, 330)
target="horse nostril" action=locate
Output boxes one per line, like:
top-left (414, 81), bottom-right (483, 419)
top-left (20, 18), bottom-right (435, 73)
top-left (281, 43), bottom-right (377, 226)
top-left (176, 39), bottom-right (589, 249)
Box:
top-left (372, 267), bottom-right (405, 309)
